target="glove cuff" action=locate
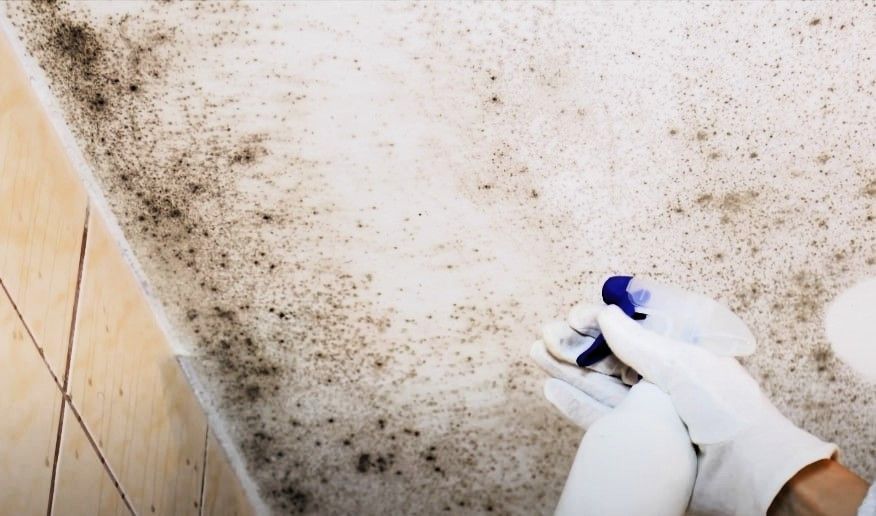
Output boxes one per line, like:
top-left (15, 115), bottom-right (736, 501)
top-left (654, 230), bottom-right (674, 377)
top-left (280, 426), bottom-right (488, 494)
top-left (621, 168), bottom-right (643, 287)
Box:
top-left (692, 415), bottom-right (837, 516)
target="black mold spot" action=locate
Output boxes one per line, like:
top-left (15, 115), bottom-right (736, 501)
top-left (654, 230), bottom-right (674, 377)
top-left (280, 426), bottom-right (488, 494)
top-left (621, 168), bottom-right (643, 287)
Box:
top-left (9, 3), bottom-right (450, 512)
top-left (230, 142), bottom-right (267, 166)
top-left (863, 179), bottom-right (876, 198)
top-left (811, 348), bottom-right (833, 373)
top-left (272, 484), bottom-right (311, 514)
top-left (356, 452), bottom-right (394, 474)
top-left (789, 271), bottom-right (826, 323)
top-left (16, 2), bottom-right (872, 512)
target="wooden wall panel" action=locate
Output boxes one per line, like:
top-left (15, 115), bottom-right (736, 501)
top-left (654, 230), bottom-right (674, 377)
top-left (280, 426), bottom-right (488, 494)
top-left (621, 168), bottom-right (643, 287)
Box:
top-left (202, 430), bottom-right (255, 516)
top-left (0, 31), bottom-right (88, 384)
top-left (69, 213), bottom-right (207, 515)
top-left (52, 405), bottom-right (131, 516)
top-left (0, 284), bottom-right (62, 515)
top-left (0, 27), bottom-right (254, 516)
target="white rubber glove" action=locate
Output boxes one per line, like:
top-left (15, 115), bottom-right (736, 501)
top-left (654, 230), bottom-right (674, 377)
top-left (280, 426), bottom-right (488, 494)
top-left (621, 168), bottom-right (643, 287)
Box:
top-left (531, 339), bottom-right (627, 428)
top-left (597, 304), bottom-right (838, 516)
top-left (552, 380), bottom-right (696, 516)
top-left (531, 320), bottom-right (631, 430)
top-left (541, 304), bottom-right (639, 385)
top-left (532, 305), bottom-right (696, 516)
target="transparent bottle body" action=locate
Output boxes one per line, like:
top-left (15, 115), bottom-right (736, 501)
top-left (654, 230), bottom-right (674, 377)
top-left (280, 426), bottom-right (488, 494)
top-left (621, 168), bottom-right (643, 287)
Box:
top-left (625, 277), bottom-right (756, 356)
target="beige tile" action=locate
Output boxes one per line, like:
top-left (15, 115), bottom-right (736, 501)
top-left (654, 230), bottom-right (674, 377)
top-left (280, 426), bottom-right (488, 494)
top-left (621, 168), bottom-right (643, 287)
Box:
top-left (0, 282), bottom-right (63, 515)
top-left (53, 405), bottom-right (131, 516)
top-left (0, 32), bottom-right (89, 384)
top-left (69, 213), bottom-right (207, 515)
top-left (202, 431), bottom-right (255, 516)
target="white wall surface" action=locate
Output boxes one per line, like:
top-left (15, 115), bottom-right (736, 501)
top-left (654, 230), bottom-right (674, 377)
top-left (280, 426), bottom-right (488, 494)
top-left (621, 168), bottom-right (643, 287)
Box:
top-left (4, 2), bottom-right (874, 513)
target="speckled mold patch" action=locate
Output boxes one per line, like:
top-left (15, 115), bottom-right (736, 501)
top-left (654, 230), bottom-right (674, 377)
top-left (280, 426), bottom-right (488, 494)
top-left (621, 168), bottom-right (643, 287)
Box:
top-left (4, 1), bottom-right (875, 513)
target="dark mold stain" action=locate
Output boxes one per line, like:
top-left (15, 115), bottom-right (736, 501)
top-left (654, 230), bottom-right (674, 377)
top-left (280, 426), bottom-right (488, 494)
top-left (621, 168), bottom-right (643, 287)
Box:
top-left (356, 452), bottom-right (394, 474)
top-left (789, 271), bottom-right (827, 323)
top-left (7, 2), bottom-right (520, 513)
top-left (864, 179), bottom-right (876, 198)
top-left (7, 2), bottom-right (312, 512)
top-left (7, 1), bottom-right (876, 511)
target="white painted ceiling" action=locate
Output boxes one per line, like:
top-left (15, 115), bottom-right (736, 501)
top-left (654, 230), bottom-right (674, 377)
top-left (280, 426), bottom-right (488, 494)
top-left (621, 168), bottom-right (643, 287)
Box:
top-left (4, 2), bottom-right (874, 513)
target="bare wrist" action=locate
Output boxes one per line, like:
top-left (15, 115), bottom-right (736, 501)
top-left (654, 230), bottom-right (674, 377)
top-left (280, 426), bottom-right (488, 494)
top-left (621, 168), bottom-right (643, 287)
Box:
top-left (768, 460), bottom-right (869, 516)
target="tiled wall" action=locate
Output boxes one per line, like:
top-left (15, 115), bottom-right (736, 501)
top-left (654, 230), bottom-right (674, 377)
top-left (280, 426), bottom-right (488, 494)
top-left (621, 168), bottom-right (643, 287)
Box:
top-left (0, 31), bottom-right (253, 516)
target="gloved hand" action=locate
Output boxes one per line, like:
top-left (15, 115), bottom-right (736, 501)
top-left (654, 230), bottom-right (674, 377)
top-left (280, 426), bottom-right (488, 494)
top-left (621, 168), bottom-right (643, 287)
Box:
top-left (540, 303), bottom-right (640, 385)
top-left (597, 304), bottom-right (838, 516)
top-left (532, 305), bottom-right (696, 516)
top-left (551, 380), bottom-right (697, 516)
top-left (530, 303), bottom-right (632, 430)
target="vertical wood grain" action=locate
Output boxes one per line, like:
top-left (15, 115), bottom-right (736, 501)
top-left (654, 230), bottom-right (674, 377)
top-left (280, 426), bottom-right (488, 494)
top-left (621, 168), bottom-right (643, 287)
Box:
top-left (1, 28), bottom-right (252, 516)
top-left (0, 283), bottom-right (62, 515)
top-left (69, 213), bottom-right (207, 515)
top-left (201, 430), bottom-right (255, 516)
top-left (52, 404), bottom-right (132, 516)
top-left (0, 30), bottom-right (88, 385)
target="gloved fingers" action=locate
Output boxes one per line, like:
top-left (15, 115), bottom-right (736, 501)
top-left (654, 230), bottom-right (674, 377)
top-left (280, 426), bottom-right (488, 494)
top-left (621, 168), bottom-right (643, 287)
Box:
top-left (566, 303), bottom-right (602, 336)
top-left (544, 311), bottom-right (636, 382)
top-left (541, 319), bottom-right (597, 366)
top-left (543, 378), bottom-right (611, 430)
top-left (620, 364), bottom-right (641, 385)
top-left (585, 354), bottom-right (640, 386)
top-left (562, 303), bottom-right (641, 384)
top-left (530, 340), bottom-right (628, 407)
top-left (621, 381), bottom-right (679, 417)
top-left (585, 353), bottom-right (625, 377)
top-left (596, 304), bottom-right (685, 389)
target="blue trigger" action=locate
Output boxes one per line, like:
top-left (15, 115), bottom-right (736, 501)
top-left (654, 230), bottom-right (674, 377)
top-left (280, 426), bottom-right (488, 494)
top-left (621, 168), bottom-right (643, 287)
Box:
top-left (575, 334), bottom-right (612, 367)
top-left (576, 275), bottom-right (647, 367)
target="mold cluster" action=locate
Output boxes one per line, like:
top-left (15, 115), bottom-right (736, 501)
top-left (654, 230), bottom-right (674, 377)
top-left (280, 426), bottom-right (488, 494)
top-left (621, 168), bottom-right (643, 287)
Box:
top-left (5, 1), bottom-right (874, 514)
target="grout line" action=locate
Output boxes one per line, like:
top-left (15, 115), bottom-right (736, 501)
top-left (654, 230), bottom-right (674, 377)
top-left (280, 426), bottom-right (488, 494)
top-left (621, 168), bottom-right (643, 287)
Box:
top-left (45, 390), bottom-right (66, 516)
top-left (52, 206), bottom-right (135, 514)
top-left (2, 19), bottom-right (269, 514)
top-left (46, 202), bottom-right (89, 516)
top-left (0, 276), bottom-right (65, 515)
top-left (198, 425), bottom-right (208, 516)
top-left (178, 357), bottom-right (270, 515)
top-left (0, 278), bottom-right (63, 389)
top-left (61, 203), bottom-right (89, 393)
top-left (0, 17), bottom-right (196, 357)
top-left (66, 401), bottom-right (139, 516)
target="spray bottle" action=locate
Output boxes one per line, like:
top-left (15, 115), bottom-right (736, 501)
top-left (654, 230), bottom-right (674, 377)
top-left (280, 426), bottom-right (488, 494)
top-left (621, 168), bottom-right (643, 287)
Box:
top-left (575, 275), bottom-right (756, 367)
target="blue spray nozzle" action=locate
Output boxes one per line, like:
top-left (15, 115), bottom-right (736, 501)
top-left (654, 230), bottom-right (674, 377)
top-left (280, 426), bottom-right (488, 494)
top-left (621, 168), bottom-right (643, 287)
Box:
top-left (601, 276), bottom-right (635, 316)
top-left (577, 275), bottom-right (647, 367)
top-left (575, 275), bottom-right (756, 368)
top-left (600, 276), bottom-right (646, 320)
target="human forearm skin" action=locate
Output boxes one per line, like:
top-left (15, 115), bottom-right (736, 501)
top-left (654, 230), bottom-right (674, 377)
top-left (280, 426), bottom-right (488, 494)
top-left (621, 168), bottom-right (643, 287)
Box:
top-left (769, 460), bottom-right (870, 516)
